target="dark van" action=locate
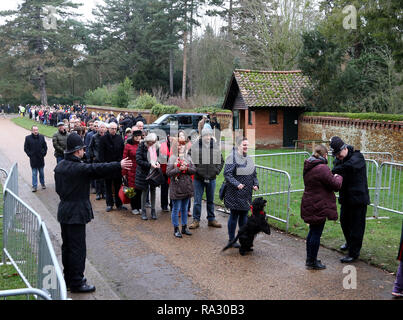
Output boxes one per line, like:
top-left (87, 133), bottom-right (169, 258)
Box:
top-left (144, 113), bottom-right (208, 140)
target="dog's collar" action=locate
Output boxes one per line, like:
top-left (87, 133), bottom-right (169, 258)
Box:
top-left (250, 205), bottom-right (265, 216)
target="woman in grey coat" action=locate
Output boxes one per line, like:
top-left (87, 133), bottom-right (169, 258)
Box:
top-left (223, 136), bottom-right (259, 248)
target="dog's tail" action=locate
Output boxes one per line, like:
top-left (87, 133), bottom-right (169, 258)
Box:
top-left (222, 233), bottom-right (240, 252)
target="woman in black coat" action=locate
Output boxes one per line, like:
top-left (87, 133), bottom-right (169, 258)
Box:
top-left (223, 137), bottom-right (259, 248)
top-left (136, 133), bottom-right (160, 220)
top-left (392, 221), bottom-right (403, 297)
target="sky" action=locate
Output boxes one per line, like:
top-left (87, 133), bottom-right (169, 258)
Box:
top-left (0, 0), bottom-right (225, 34)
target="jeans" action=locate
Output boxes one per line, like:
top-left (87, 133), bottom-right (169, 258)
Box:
top-left (228, 209), bottom-right (248, 241)
top-left (192, 178), bottom-right (216, 222)
top-left (171, 198), bottom-right (190, 227)
top-left (306, 222), bottom-right (326, 262)
top-left (32, 167), bottom-right (45, 188)
top-left (393, 261), bottom-right (403, 293)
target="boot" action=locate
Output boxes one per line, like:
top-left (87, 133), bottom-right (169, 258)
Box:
top-left (306, 259), bottom-right (326, 270)
top-left (174, 226), bottom-right (182, 238)
top-left (141, 210), bottom-right (148, 220)
top-left (181, 225), bottom-right (192, 236)
top-left (151, 209), bottom-right (157, 220)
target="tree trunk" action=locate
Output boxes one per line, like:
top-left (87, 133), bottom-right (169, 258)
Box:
top-left (39, 67), bottom-right (48, 106)
top-left (188, 0), bottom-right (195, 97)
top-left (228, 0), bottom-right (233, 38)
top-left (169, 48), bottom-right (174, 96)
top-left (182, 30), bottom-right (188, 100)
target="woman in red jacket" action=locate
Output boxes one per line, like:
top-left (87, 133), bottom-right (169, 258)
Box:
top-left (301, 145), bottom-right (343, 270)
top-left (122, 129), bottom-right (143, 215)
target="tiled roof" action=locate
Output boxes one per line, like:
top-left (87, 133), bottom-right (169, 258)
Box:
top-left (233, 69), bottom-right (311, 107)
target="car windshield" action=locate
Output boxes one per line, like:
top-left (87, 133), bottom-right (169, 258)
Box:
top-left (153, 114), bottom-right (169, 124)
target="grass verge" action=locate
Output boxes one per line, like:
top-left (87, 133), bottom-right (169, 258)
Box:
top-left (11, 117), bottom-right (57, 138)
top-left (0, 184), bottom-right (29, 300)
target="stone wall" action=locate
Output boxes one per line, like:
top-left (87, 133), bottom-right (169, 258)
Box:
top-left (298, 116), bottom-right (403, 162)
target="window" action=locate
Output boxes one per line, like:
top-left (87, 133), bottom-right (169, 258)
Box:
top-left (233, 110), bottom-right (239, 130)
top-left (178, 116), bottom-right (192, 125)
top-left (269, 109), bottom-right (278, 124)
top-left (248, 109), bottom-right (253, 125)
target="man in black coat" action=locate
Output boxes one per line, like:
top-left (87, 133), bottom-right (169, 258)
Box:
top-left (54, 133), bottom-right (132, 293)
top-left (24, 126), bottom-right (48, 192)
top-left (98, 122), bottom-right (126, 212)
top-left (330, 136), bottom-right (370, 263)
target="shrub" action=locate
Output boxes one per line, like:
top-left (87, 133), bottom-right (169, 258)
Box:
top-left (129, 93), bottom-right (158, 110)
top-left (194, 106), bottom-right (231, 114)
top-left (84, 86), bottom-right (111, 106)
top-left (151, 104), bottom-right (179, 116)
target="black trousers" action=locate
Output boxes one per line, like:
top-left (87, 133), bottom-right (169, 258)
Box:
top-left (130, 188), bottom-right (142, 210)
top-left (60, 224), bottom-right (86, 288)
top-left (340, 204), bottom-right (367, 258)
top-left (160, 174), bottom-right (170, 209)
top-left (105, 176), bottom-right (123, 207)
top-left (95, 179), bottom-right (105, 196)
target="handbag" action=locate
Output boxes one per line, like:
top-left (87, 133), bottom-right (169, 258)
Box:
top-left (146, 167), bottom-right (165, 188)
top-left (118, 176), bottom-right (135, 204)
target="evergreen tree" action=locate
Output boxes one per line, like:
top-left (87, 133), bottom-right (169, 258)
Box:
top-left (0, 0), bottom-right (84, 105)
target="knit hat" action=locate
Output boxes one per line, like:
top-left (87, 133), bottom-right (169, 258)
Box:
top-left (330, 136), bottom-right (347, 155)
top-left (64, 132), bottom-right (86, 154)
top-left (57, 122), bottom-right (65, 127)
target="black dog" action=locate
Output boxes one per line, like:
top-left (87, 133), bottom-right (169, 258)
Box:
top-left (222, 197), bottom-right (271, 255)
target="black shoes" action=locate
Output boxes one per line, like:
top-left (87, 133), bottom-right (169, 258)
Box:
top-left (117, 206), bottom-right (128, 211)
top-left (174, 227), bottom-right (182, 238)
top-left (340, 243), bottom-right (349, 251)
top-left (70, 283), bottom-right (96, 293)
top-left (226, 241), bottom-right (240, 249)
top-left (181, 225), bottom-right (192, 236)
top-left (95, 194), bottom-right (102, 200)
top-left (340, 256), bottom-right (358, 263)
top-left (306, 259), bottom-right (326, 270)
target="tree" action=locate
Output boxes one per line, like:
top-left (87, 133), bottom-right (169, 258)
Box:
top-left (0, 0), bottom-right (84, 105)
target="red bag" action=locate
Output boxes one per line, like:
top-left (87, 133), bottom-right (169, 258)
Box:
top-left (118, 185), bottom-right (131, 204)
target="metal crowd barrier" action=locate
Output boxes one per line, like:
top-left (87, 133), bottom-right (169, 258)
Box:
top-left (0, 163), bottom-right (67, 300)
top-left (373, 162), bottom-right (402, 217)
top-left (251, 152), bottom-right (310, 192)
top-left (250, 152), bottom-right (402, 231)
top-left (253, 165), bottom-right (291, 232)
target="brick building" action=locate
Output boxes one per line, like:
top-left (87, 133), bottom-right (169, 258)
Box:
top-left (222, 69), bottom-right (310, 148)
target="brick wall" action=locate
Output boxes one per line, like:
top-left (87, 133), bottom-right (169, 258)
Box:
top-left (86, 105), bottom-right (232, 129)
top-left (254, 109), bottom-right (284, 148)
top-left (298, 115), bottom-right (403, 162)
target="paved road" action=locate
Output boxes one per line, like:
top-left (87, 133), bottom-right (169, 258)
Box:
top-left (0, 116), bottom-right (397, 300)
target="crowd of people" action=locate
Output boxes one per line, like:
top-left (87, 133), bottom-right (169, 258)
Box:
top-left (20, 107), bottom-right (403, 297)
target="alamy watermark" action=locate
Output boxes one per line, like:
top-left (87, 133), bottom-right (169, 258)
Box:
top-left (342, 5), bottom-right (357, 30)
top-left (343, 265), bottom-right (357, 289)
top-left (42, 6), bottom-right (57, 30)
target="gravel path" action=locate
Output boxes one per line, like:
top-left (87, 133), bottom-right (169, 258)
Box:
top-left (0, 116), bottom-right (397, 300)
